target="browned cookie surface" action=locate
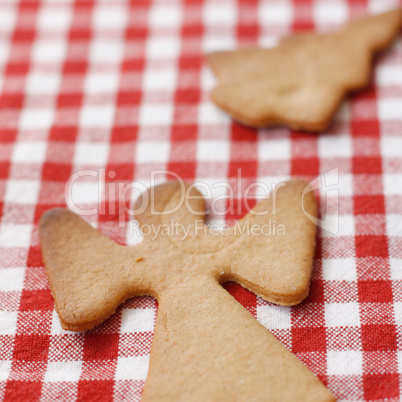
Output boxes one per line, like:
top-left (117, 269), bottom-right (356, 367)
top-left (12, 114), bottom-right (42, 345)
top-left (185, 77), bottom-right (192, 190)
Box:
top-left (206, 9), bottom-right (402, 131)
top-left (40, 180), bottom-right (335, 401)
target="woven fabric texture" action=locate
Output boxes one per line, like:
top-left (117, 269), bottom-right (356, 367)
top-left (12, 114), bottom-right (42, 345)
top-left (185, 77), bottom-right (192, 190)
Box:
top-left (0, 0), bottom-right (401, 401)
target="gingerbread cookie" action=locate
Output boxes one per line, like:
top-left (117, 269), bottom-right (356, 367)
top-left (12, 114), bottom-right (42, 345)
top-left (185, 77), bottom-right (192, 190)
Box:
top-left (206, 9), bottom-right (402, 131)
top-left (40, 179), bottom-right (334, 401)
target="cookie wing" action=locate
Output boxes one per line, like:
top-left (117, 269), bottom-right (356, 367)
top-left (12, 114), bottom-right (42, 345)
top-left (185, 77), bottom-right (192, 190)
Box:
top-left (224, 179), bottom-right (318, 305)
top-left (40, 209), bottom-right (153, 331)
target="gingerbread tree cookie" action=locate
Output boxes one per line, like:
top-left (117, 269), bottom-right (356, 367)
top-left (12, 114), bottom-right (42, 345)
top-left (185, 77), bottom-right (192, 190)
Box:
top-left (206, 9), bottom-right (402, 131)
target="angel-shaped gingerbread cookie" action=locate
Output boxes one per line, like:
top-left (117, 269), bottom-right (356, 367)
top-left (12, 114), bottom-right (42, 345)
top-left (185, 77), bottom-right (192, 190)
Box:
top-left (40, 180), bottom-right (334, 401)
top-left (206, 9), bottom-right (402, 131)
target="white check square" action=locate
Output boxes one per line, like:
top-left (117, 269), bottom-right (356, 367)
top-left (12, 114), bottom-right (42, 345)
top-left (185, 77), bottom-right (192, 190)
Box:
top-left (79, 104), bottom-right (115, 128)
top-left (149, 4), bottom-right (182, 28)
top-left (89, 39), bottom-right (125, 64)
top-left (381, 137), bottom-right (402, 158)
top-left (0, 311), bottom-right (18, 335)
top-left (384, 174), bottom-right (402, 195)
top-left (394, 302), bottom-right (402, 326)
top-left (197, 140), bottom-right (230, 162)
top-left (313, 2), bottom-right (348, 24)
top-left (37, 5), bottom-right (72, 31)
top-left (139, 104), bottom-right (173, 126)
top-left (322, 258), bottom-right (357, 281)
top-left (69, 181), bottom-right (102, 205)
top-left (390, 258), bottom-right (402, 280)
top-left (120, 308), bottom-right (155, 333)
top-left (136, 141), bottom-right (170, 163)
top-left (26, 72), bottom-right (61, 95)
top-left (258, 139), bottom-right (291, 161)
top-left (378, 99), bottom-right (402, 120)
top-left (0, 268), bottom-right (25, 291)
top-left (325, 302), bottom-right (360, 327)
top-left (93, 5), bottom-right (128, 31)
top-left (45, 361), bottom-right (82, 382)
top-left (386, 214), bottom-right (402, 237)
top-left (5, 180), bottom-right (40, 205)
top-left (115, 356), bottom-right (149, 381)
top-left (19, 108), bottom-right (55, 130)
top-left (321, 215), bottom-right (354, 238)
top-left (0, 6), bottom-right (17, 33)
top-left (327, 351), bottom-right (363, 375)
top-left (200, 67), bottom-right (216, 91)
top-left (12, 141), bottom-right (47, 163)
top-left (398, 350), bottom-right (402, 374)
top-left (84, 72), bottom-right (120, 94)
top-left (74, 142), bottom-right (109, 166)
top-left (376, 65), bottom-right (402, 86)
top-left (32, 39), bottom-right (67, 64)
top-left (257, 304), bottom-right (291, 330)
top-left (146, 36), bottom-right (180, 59)
top-left (198, 102), bottom-right (230, 125)
top-left (0, 360), bottom-right (12, 381)
top-left (0, 41), bottom-right (11, 68)
top-left (51, 310), bottom-right (68, 336)
top-left (202, 35), bottom-right (236, 53)
top-left (320, 215), bottom-right (340, 237)
top-left (203, 2), bottom-right (237, 25)
top-left (258, 1), bottom-right (293, 25)
top-left (338, 173), bottom-right (353, 197)
top-left (369, 0), bottom-right (402, 14)
top-left (142, 69), bottom-right (177, 91)
top-left (319, 135), bottom-right (352, 158)
top-left (0, 224), bottom-right (33, 248)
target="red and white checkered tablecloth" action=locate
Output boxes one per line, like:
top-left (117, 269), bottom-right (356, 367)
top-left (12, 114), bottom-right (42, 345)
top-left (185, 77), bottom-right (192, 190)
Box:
top-left (0, 0), bottom-right (402, 400)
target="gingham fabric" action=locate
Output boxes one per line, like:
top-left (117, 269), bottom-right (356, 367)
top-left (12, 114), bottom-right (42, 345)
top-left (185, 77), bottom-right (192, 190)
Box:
top-left (0, 0), bottom-right (401, 401)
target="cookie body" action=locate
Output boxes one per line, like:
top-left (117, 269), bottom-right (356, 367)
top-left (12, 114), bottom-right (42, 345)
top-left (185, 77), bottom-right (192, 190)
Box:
top-left (206, 9), bottom-right (402, 131)
top-left (40, 180), bottom-right (335, 401)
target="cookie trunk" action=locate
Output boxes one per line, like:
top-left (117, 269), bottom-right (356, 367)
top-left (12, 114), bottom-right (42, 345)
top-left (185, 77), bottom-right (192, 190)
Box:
top-left (142, 276), bottom-right (334, 402)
